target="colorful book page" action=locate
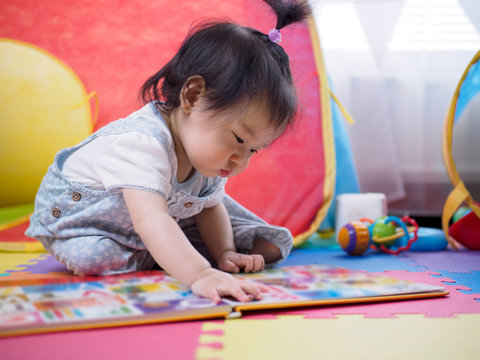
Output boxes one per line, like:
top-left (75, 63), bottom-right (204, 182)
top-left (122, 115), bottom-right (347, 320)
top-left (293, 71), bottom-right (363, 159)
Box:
top-left (0, 265), bottom-right (447, 337)
top-left (225, 265), bottom-right (447, 311)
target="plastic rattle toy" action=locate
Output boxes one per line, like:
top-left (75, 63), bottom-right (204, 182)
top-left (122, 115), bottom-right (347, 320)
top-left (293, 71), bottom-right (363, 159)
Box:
top-left (338, 216), bottom-right (420, 255)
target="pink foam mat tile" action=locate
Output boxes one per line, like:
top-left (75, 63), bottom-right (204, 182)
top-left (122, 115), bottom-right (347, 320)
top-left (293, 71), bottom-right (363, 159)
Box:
top-left (242, 270), bottom-right (480, 320)
top-left (1, 320), bottom-right (205, 360)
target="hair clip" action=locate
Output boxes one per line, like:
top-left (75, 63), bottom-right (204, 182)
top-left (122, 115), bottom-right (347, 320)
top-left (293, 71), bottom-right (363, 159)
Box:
top-left (268, 28), bottom-right (282, 44)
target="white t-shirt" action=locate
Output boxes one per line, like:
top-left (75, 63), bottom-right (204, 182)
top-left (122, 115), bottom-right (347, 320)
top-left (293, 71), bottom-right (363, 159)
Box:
top-left (61, 109), bottom-right (225, 208)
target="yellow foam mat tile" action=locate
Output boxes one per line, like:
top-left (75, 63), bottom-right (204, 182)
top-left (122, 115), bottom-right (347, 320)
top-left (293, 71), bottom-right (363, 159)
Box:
top-left (0, 252), bottom-right (49, 275)
top-left (196, 314), bottom-right (480, 360)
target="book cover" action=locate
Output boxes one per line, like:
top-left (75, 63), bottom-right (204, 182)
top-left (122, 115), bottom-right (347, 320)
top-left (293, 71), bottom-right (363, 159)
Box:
top-left (0, 264), bottom-right (448, 337)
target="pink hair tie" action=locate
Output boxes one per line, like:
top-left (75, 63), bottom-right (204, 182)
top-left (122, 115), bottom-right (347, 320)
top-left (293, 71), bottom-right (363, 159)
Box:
top-left (268, 28), bottom-right (282, 44)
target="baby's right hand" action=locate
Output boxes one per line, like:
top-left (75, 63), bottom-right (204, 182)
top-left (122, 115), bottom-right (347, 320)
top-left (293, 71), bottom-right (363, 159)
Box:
top-left (190, 268), bottom-right (268, 304)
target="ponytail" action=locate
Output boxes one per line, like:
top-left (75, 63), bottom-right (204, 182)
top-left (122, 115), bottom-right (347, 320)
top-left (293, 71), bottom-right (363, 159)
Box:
top-left (263, 0), bottom-right (311, 30)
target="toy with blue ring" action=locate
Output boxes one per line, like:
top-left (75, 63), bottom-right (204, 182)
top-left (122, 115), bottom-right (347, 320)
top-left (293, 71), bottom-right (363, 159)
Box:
top-left (338, 215), bottom-right (448, 256)
top-left (371, 216), bottom-right (418, 254)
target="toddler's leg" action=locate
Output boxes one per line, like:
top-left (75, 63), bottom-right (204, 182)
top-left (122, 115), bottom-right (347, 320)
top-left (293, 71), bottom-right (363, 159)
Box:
top-left (249, 238), bottom-right (283, 263)
top-left (178, 217), bottom-right (216, 266)
top-left (40, 236), bottom-right (155, 275)
top-left (222, 195), bottom-right (293, 266)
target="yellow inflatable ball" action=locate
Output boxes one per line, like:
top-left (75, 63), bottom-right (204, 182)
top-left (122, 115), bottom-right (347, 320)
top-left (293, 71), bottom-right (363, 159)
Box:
top-left (0, 38), bottom-right (94, 207)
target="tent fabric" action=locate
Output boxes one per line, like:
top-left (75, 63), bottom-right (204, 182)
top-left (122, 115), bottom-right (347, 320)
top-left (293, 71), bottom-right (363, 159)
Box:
top-left (0, 0), bottom-right (344, 245)
top-left (319, 79), bottom-right (360, 232)
top-left (455, 54), bottom-right (480, 122)
top-left (442, 50), bottom-right (480, 247)
top-left (0, 39), bottom-right (94, 207)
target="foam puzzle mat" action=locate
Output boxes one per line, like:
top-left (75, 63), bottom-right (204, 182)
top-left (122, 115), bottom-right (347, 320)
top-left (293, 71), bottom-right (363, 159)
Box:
top-left (1, 0), bottom-right (479, 357)
top-left (197, 314), bottom-right (480, 360)
top-left (1, 235), bottom-right (480, 360)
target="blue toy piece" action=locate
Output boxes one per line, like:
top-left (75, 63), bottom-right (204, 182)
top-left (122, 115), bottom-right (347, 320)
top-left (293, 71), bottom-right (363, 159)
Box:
top-left (409, 227), bottom-right (448, 251)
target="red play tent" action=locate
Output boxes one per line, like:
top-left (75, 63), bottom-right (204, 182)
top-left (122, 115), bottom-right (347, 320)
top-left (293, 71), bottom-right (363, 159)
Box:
top-left (0, 0), bottom-right (335, 246)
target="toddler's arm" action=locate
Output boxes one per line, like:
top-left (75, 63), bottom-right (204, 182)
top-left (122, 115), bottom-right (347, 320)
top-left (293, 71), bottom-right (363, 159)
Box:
top-left (194, 202), bottom-right (265, 273)
top-left (122, 188), bottom-right (267, 303)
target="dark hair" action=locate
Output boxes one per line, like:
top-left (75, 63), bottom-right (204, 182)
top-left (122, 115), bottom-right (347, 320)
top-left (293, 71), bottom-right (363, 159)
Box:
top-left (140, 0), bottom-right (311, 130)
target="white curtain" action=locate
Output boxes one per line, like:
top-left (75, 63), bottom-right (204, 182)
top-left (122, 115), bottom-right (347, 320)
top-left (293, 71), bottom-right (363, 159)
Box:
top-left (312, 0), bottom-right (480, 215)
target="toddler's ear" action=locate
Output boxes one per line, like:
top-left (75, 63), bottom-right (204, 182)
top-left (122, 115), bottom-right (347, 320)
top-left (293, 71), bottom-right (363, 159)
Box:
top-left (180, 75), bottom-right (206, 114)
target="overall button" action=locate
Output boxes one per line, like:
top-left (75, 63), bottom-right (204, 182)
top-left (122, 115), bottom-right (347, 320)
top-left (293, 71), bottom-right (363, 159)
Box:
top-left (51, 208), bottom-right (62, 218)
top-left (72, 192), bottom-right (82, 202)
top-left (184, 202), bottom-right (193, 208)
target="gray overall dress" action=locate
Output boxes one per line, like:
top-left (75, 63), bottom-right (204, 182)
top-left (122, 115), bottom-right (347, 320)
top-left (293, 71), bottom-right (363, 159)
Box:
top-left (25, 103), bottom-right (293, 275)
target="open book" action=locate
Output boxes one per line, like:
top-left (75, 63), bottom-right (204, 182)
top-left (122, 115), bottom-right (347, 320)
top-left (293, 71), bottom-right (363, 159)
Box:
top-left (0, 264), bottom-right (448, 337)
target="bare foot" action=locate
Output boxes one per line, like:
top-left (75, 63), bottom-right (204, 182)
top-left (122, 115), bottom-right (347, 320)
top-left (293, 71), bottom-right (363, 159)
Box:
top-left (249, 238), bottom-right (281, 264)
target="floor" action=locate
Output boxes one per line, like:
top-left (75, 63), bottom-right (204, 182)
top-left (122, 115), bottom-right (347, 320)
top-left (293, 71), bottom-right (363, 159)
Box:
top-left (1, 233), bottom-right (480, 360)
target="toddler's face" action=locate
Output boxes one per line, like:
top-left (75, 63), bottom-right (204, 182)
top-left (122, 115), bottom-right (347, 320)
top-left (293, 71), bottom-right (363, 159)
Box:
top-left (180, 100), bottom-right (281, 179)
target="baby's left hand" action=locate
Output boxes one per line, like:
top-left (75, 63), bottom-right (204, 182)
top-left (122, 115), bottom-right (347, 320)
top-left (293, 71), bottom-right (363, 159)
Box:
top-left (217, 250), bottom-right (265, 273)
